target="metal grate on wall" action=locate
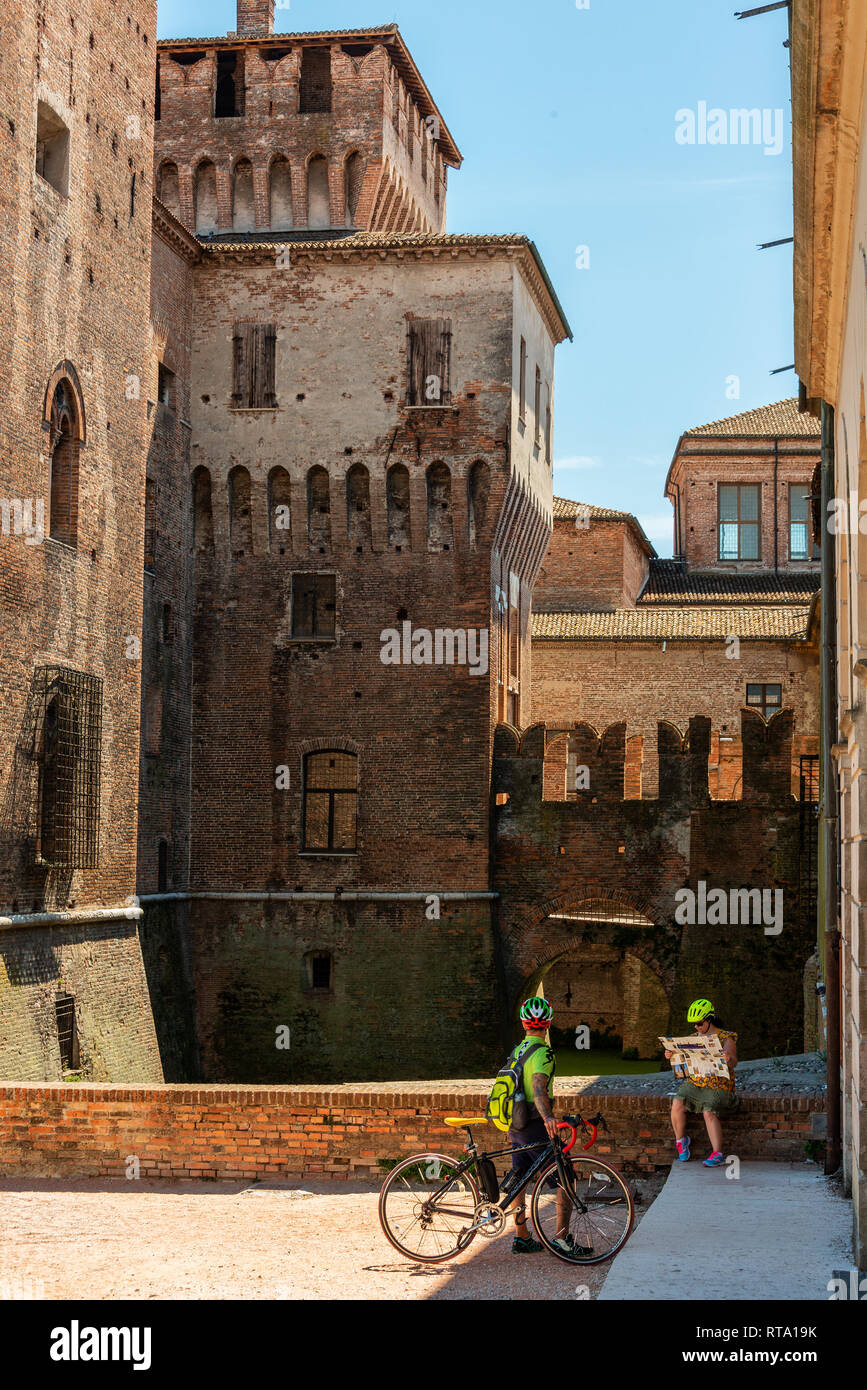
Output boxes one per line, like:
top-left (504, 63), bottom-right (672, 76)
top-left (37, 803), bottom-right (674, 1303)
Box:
top-left (31, 665), bottom-right (103, 868)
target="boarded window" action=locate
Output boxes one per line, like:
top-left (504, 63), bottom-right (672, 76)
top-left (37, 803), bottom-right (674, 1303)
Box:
top-left (36, 102), bottom-right (70, 196)
top-left (344, 152), bottom-right (364, 225)
top-left (231, 323), bottom-right (277, 408)
top-left (468, 460), bottom-right (490, 548)
top-left (192, 466), bottom-right (214, 553)
top-left (228, 465), bottom-right (253, 557)
top-left (34, 666), bottom-right (102, 869)
top-left (387, 464), bottom-right (410, 549)
top-left (270, 156), bottom-right (293, 230)
top-left (215, 51), bottom-right (244, 117)
top-left (55, 994), bottom-right (80, 1073)
top-left (307, 155), bottom-right (330, 228)
top-left (346, 464), bottom-right (371, 551)
top-left (303, 751), bottom-right (357, 851)
top-left (268, 465), bottom-right (292, 551)
top-left (194, 161), bottom-right (218, 234)
top-left (158, 162), bottom-right (180, 219)
top-left (426, 462), bottom-right (453, 553)
top-left (534, 365), bottom-right (542, 444)
top-left (48, 382), bottom-right (79, 546)
top-left (307, 466), bottom-right (331, 550)
top-left (144, 477), bottom-right (156, 571)
top-left (518, 337), bottom-right (527, 421)
top-left (232, 158), bottom-right (255, 231)
top-left (299, 47), bottom-right (332, 113)
top-left (719, 483), bottom-right (760, 561)
top-left (406, 317), bottom-right (451, 406)
top-left (292, 572), bottom-right (336, 638)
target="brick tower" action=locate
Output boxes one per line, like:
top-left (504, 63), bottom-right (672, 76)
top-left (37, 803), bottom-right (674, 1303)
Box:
top-left (0, 0), bottom-right (162, 1080)
top-left (136, 4), bottom-right (571, 1083)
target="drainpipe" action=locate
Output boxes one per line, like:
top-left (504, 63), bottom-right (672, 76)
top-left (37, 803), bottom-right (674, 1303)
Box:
top-left (778, 439), bottom-right (783, 581)
top-left (820, 401), bottom-right (841, 1174)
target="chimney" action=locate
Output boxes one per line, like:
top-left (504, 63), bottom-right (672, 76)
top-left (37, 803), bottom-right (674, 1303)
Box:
top-left (236, 0), bottom-right (275, 37)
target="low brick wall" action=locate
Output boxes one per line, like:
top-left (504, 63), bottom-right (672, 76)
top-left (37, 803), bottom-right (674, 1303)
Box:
top-left (0, 1080), bottom-right (824, 1181)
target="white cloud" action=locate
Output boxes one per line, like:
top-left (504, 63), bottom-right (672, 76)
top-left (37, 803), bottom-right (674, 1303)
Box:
top-left (554, 456), bottom-right (600, 471)
top-left (638, 511), bottom-right (675, 548)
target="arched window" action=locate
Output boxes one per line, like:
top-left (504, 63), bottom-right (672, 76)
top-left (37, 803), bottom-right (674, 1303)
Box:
top-left (346, 463), bottom-right (371, 551)
top-left (48, 381), bottom-right (80, 545)
top-left (344, 151), bottom-right (363, 226)
top-left (232, 157), bottom-right (255, 231)
top-left (468, 460), bottom-right (490, 549)
top-left (194, 160), bottom-right (218, 235)
top-left (158, 161), bottom-right (180, 219)
top-left (192, 465), bottom-right (214, 553)
top-left (387, 464), bottom-right (410, 550)
top-left (228, 465), bottom-right (252, 558)
top-left (303, 750), bottom-right (357, 852)
top-left (307, 466), bottom-right (331, 551)
top-left (426, 461), bottom-right (453, 553)
top-left (268, 466), bottom-right (292, 552)
top-left (270, 156), bottom-right (293, 230)
top-left (307, 155), bottom-right (329, 229)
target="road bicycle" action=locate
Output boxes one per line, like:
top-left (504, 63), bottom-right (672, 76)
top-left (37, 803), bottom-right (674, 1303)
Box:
top-left (378, 1110), bottom-right (635, 1266)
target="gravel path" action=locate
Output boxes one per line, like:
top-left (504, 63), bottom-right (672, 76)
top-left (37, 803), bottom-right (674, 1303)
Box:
top-left (0, 1171), bottom-right (666, 1302)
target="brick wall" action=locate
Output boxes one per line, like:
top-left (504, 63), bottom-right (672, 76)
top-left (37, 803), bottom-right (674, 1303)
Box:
top-left (0, 1080), bottom-right (823, 1181)
top-left (534, 516), bottom-right (650, 612)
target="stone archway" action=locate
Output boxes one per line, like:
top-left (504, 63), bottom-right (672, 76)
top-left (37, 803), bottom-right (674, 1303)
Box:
top-left (505, 892), bottom-right (676, 1060)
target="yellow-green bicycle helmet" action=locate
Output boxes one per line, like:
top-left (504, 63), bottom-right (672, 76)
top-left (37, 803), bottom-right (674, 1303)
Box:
top-left (687, 998), bottom-right (714, 1023)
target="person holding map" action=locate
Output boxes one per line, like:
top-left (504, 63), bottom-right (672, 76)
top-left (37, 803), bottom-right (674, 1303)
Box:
top-left (663, 998), bottom-right (738, 1168)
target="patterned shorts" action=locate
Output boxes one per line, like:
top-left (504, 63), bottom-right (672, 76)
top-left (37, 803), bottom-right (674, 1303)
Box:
top-left (675, 1080), bottom-right (738, 1115)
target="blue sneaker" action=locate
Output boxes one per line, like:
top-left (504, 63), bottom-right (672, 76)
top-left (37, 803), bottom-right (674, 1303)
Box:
top-left (676, 1136), bottom-right (690, 1162)
top-left (703, 1150), bottom-right (726, 1167)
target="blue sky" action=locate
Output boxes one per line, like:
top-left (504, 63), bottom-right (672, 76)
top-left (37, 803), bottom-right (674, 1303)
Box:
top-left (160, 0), bottom-right (795, 556)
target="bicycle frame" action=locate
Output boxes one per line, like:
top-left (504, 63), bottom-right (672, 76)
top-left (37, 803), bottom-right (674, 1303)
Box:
top-left (421, 1130), bottom-right (578, 1236)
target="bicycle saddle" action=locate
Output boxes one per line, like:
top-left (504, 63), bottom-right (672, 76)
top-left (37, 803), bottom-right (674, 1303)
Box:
top-left (443, 1116), bottom-right (486, 1126)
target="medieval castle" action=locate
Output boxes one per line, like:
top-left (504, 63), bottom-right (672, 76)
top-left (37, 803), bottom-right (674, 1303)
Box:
top-left (0, 1), bottom-right (821, 1084)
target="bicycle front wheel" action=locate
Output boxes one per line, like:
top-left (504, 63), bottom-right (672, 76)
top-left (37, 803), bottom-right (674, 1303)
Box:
top-left (530, 1154), bottom-right (634, 1265)
top-left (378, 1152), bottom-right (480, 1264)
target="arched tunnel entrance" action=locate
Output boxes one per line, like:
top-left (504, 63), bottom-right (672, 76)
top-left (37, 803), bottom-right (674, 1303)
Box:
top-left (519, 899), bottom-right (672, 1074)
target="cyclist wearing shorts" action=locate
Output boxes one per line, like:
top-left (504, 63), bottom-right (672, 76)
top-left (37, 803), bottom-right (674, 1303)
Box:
top-left (666, 997), bottom-right (738, 1167)
top-left (508, 997), bottom-right (588, 1258)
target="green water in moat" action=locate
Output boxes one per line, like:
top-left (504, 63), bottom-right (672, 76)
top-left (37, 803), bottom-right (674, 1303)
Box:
top-left (555, 1048), bottom-right (662, 1077)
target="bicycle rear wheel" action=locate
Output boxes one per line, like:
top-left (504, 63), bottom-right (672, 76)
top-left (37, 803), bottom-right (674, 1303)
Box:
top-left (530, 1154), bottom-right (634, 1265)
top-left (378, 1152), bottom-right (480, 1264)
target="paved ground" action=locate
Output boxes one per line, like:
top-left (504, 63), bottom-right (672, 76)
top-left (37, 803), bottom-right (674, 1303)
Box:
top-left (599, 1161), bottom-right (853, 1301)
top-left (0, 1171), bottom-right (666, 1302)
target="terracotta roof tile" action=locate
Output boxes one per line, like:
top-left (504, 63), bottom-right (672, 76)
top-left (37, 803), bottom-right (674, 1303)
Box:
top-left (684, 398), bottom-right (821, 438)
top-left (640, 560), bottom-right (820, 605)
top-left (532, 606), bottom-right (811, 642)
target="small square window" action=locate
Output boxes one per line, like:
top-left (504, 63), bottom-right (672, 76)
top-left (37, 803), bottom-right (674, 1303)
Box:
top-left (36, 102), bottom-right (70, 197)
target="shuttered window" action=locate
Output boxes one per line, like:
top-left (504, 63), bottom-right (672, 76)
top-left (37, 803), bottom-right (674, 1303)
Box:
top-left (292, 572), bottom-right (336, 638)
top-left (231, 323), bottom-right (277, 408)
top-left (303, 752), bottom-right (357, 852)
top-left (406, 317), bottom-right (451, 405)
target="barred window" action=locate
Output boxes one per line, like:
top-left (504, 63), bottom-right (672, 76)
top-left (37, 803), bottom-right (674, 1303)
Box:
top-left (34, 667), bottom-right (102, 868)
top-left (406, 317), bottom-right (451, 406)
top-left (303, 751), bottom-right (357, 852)
top-left (789, 484), bottom-right (810, 561)
top-left (55, 993), bottom-right (80, 1073)
top-left (231, 323), bottom-right (277, 409)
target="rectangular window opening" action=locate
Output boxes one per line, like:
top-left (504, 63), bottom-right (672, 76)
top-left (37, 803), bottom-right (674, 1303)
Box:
top-left (300, 47), bottom-right (332, 113)
top-left (405, 317), bottom-right (451, 406)
top-left (36, 102), bottom-right (70, 197)
top-left (55, 993), bottom-right (80, 1073)
top-left (719, 483), bottom-right (760, 561)
top-left (291, 572), bottom-right (336, 638)
top-left (231, 322), bottom-right (277, 409)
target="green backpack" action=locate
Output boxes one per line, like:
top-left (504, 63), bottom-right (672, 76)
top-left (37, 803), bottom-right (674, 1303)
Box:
top-left (486, 1038), bottom-right (545, 1132)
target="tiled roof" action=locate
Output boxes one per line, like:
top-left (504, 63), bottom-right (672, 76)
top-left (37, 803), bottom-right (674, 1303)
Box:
top-left (160, 26), bottom-right (402, 45)
top-left (552, 497), bottom-right (655, 554)
top-left (532, 606), bottom-right (811, 642)
top-left (640, 560), bottom-right (820, 605)
top-left (683, 398), bottom-right (821, 438)
top-left (552, 497), bottom-right (631, 521)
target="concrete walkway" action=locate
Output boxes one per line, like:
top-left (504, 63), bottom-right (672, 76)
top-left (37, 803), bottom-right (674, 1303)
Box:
top-left (599, 1160), bottom-right (852, 1301)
